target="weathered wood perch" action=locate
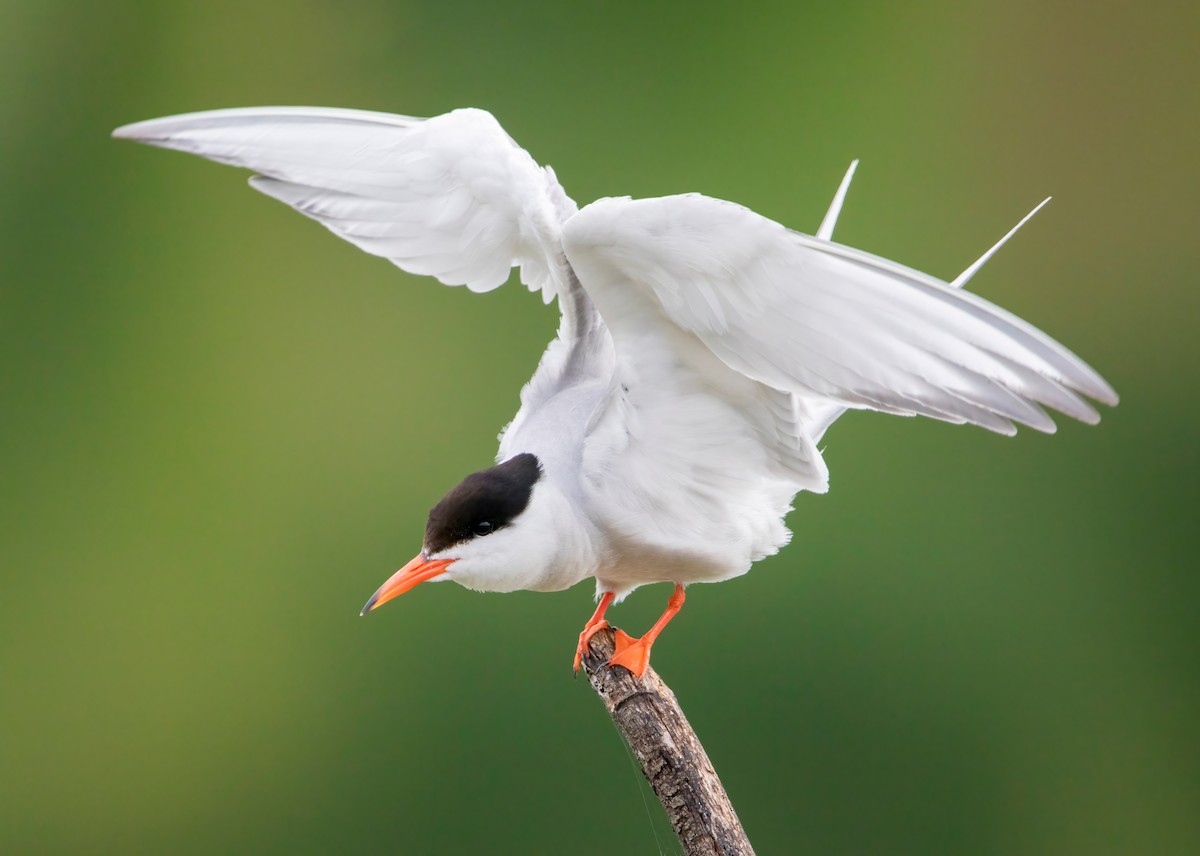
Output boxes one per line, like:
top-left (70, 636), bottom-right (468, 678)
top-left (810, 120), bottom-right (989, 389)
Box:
top-left (582, 627), bottom-right (756, 856)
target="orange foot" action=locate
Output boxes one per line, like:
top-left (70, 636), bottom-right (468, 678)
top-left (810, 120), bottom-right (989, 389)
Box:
top-left (573, 618), bottom-right (610, 673)
top-left (607, 628), bottom-right (653, 677)
top-left (573, 591), bottom-right (617, 674)
top-left (604, 584), bottom-right (686, 678)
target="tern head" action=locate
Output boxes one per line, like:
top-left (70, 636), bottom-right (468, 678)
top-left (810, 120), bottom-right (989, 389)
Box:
top-left (360, 453), bottom-right (548, 613)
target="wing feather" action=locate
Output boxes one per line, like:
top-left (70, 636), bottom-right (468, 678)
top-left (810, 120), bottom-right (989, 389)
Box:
top-left (563, 194), bottom-right (1116, 440)
top-left (113, 106), bottom-right (577, 302)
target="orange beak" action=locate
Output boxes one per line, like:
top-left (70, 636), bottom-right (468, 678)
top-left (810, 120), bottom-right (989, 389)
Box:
top-left (359, 553), bottom-right (456, 616)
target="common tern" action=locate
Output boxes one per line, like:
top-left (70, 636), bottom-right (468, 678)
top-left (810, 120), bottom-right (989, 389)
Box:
top-left (113, 107), bottom-right (1117, 676)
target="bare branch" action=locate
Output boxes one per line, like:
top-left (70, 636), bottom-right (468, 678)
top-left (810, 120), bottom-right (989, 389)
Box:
top-left (582, 628), bottom-right (755, 856)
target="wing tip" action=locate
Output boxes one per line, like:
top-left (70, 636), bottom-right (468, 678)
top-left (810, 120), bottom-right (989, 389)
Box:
top-left (1066, 363), bottom-right (1119, 409)
top-left (112, 118), bottom-right (163, 143)
top-left (1028, 417), bottom-right (1058, 435)
top-left (247, 174), bottom-right (278, 195)
top-left (112, 106), bottom-right (429, 146)
top-left (1092, 381), bottom-right (1120, 408)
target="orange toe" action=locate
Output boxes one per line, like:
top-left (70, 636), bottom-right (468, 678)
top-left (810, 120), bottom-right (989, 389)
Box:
top-left (607, 629), bottom-right (652, 677)
top-left (573, 619), bottom-right (611, 673)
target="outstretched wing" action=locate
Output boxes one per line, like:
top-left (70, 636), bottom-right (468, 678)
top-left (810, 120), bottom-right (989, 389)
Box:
top-left (563, 193), bottom-right (1117, 442)
top-left (113, 106), bottom-right (578, 304)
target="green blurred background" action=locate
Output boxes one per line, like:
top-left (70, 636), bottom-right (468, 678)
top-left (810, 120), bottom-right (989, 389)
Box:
top-left (2, 1), bottom-right (1196, 853)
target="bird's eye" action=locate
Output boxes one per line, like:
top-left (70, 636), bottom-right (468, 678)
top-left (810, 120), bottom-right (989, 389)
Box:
top-left (473, 521), bottom-right (494, 536)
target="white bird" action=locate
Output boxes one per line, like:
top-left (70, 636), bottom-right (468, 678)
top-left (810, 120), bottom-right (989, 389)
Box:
top-left (113, 107), bottom-right (1117, 676)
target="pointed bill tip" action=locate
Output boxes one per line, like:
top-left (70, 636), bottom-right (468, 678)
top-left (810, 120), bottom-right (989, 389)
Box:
top-left (357, 554), bottom-right (455, 618)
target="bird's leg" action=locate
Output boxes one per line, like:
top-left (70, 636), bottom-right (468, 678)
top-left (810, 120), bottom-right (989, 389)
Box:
top-left (573, 591), bottom-right (616, 673)
top-left (608, 584), bottom-right (686, 677)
